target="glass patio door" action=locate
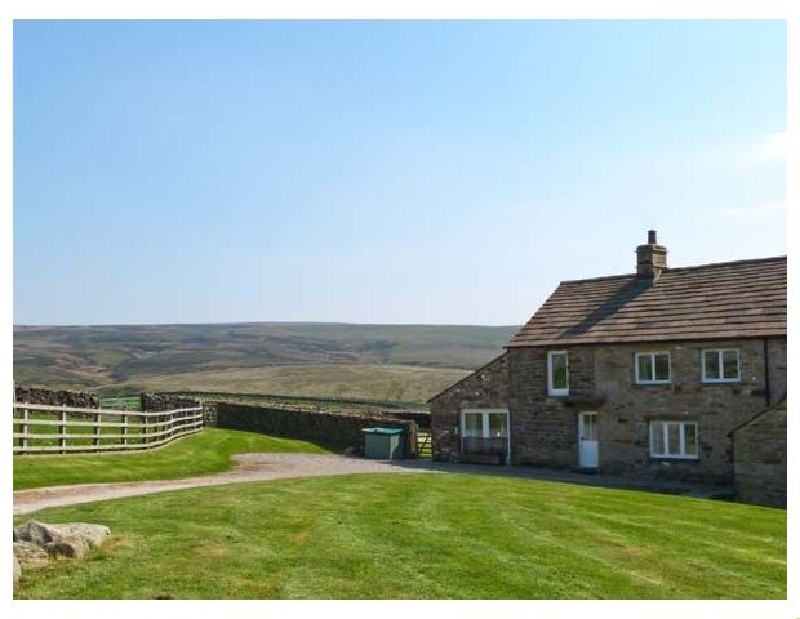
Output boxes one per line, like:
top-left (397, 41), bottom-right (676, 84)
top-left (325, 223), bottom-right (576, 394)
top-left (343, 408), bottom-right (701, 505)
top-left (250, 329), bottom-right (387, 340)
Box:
top-left (460, 409), bottom-right (510, 463)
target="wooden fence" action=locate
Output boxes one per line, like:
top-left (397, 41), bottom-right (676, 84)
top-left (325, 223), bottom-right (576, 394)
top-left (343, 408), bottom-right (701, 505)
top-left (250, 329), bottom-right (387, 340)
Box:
top-left (12, 403), bottom-right (205, 455)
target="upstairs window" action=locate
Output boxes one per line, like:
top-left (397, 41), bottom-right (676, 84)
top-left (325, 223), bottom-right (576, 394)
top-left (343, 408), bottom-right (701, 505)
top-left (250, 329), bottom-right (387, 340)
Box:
top-left (547, 351), bottom-right (569, 396)
top-left (702, 349), bottom-right (740, 382)
top-left (649, 421), bottom-right (699, 459)
top-left (635, 352), bottom-right (671, 384)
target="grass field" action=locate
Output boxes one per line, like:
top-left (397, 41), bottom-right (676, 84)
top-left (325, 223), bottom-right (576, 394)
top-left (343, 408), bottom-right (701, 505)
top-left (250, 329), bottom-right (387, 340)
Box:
top-left (13, 473), bottom-right (786, 599)
top-left (106, 363), bottom-right (469, 403)
top-left (14, 322), bottom-right (515, 391)
top-left (98, 396), bottom-right (142, 410)
top-left (13, 428), bottom-right (331, 490)
top-left (168, 391), bottom-right (423, 411)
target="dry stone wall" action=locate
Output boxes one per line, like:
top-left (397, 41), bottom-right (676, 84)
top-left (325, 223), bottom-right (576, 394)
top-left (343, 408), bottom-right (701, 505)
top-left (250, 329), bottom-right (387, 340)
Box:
top-left (14, 386), bottom-right (98, 408)
top-left (156, 390), bottom-right (418, 409)
top-left (14, 387), bottom-right (201, 412)
top-left (215, 402), bottom-right (418, 457)
top-left (141, 392), bottom-right (200, 411)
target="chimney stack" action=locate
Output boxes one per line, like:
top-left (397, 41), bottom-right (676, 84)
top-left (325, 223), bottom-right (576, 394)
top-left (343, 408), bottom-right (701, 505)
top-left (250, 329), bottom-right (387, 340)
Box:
top-left (636, 230), bottom-right (667, 281)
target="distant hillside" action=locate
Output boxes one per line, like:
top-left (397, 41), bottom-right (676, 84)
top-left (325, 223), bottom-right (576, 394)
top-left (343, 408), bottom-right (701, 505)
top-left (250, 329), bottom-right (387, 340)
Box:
top-left (103, 364), bottom-right (473, 403)
top-left (13, 322), bottom-right (518, 393)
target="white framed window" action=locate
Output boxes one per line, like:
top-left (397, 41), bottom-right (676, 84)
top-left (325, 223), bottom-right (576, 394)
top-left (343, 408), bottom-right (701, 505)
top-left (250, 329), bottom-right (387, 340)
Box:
top-left (702, 349), bottom-right (740, 383)
top-left (547, 351), bottom-right (569, 396)
top-left (460, 409), bottom-right (511, 464)
top-left (649, 421), bottom-right (699, 459)
top-left (635, 352), bottom-right (671, 384)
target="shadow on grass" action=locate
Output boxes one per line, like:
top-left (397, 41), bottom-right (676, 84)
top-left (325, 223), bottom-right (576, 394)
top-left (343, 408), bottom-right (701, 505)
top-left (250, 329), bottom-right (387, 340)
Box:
top-left (367, 456), bottom-right (735, 501)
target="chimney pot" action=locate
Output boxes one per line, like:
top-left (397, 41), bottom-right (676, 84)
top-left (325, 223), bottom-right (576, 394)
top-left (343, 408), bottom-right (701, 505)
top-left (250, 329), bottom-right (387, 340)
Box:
top-left (648, 230), bottom-right (657, 245)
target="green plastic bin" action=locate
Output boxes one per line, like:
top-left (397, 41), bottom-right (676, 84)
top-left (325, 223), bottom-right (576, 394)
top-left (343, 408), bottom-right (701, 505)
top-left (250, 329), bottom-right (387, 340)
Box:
top-left (362, 427), bottom-right (405, 460)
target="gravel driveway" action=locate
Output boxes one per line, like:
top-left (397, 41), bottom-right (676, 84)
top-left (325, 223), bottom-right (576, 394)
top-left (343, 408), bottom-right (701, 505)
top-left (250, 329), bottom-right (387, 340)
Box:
top-left (14, 453), bottom-right (730, 516)
top-left (13, 454), bottom-right (432, 516)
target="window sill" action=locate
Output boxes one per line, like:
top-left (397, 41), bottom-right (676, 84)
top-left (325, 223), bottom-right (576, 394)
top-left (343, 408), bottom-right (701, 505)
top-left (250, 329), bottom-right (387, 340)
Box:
top-left (649, 455), bottom-right (700, 461)
top-left (701, 379), bottom-right (742, 385)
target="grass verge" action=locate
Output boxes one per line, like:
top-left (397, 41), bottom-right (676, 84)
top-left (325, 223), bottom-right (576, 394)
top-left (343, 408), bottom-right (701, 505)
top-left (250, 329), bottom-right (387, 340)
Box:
top-left (13, 428), bottom-right (331, 490)
top-left (13, 473), bottom-right (785, 599)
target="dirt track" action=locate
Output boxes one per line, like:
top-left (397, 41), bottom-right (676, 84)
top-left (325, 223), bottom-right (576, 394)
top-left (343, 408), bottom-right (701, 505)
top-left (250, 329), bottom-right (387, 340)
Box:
top-left (14, 453), bottom-right (731, 517)
top-left (13, 453), bottom-right (431, 516)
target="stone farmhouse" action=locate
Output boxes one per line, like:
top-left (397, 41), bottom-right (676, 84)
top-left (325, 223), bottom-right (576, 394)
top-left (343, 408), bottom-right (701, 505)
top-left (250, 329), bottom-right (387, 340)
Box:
top-left (429, 231), bottom-right (786, 506)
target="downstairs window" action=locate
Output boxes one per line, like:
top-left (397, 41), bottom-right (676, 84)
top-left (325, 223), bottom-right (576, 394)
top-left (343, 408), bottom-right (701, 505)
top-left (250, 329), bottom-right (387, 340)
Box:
top-left (649, 421), bottom-right (698, 459)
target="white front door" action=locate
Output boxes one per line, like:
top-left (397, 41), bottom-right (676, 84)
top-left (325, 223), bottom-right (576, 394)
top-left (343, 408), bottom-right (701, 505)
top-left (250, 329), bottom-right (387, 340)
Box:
top-left (578, 411), bottom-right (599, 469)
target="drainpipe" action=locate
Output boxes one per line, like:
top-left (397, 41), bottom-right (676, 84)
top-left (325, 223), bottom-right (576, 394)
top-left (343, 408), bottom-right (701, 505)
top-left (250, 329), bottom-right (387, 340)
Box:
top-left (763, 338), bottom-right (771, 407)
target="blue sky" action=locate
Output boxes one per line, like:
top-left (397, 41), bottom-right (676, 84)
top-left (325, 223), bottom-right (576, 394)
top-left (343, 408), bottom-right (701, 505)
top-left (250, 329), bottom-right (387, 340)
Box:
top-left (13, 19), bottom-right (786, 325)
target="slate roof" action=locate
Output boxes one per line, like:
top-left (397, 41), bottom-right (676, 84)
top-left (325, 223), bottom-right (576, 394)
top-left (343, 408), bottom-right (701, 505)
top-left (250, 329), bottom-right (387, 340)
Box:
top-left (508, 256), bottom-right (786, 347)
top-left (729, 395), bottom-right (787, 436)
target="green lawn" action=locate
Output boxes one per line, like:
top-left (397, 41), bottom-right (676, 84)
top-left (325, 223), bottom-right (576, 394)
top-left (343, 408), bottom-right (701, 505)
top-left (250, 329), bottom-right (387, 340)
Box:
top-left (13, 473), bottom-right (785, 599)
top-left (13, 428), bottom-right (331, 490)
top-left (98, 396), bottom-right (142, 410)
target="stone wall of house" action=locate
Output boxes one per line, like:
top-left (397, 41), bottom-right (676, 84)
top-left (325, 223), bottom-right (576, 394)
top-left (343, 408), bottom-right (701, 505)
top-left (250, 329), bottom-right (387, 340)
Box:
top-left (596, 339), bottom-right (783, 484)
top-left (768, 337), bottom-right (787, 404)
top-left (505, 338), bottom-right (786, 484)
top-left (215, 402), bottom-right (418, 457)
top-left (429, 354), bottom-right (507, 462)
top-left (506, 346), bottom-right (596, 467)
top-left (14, 386), bottom-right (98, 408)
top-left (732, 400), bottom-right (786, 508)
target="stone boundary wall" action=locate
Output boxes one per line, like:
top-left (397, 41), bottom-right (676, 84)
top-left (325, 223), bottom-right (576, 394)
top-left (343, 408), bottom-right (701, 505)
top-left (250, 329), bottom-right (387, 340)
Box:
top-left (13, 387), bottom-right (200, 414)
top-left (140, 393), bottom-right (200, 412)
top-left (203, 403), bottom-right (218, 426)
top-left (14, 386), bottom-right (98, 408)
top-left (157, 390), bottom-right (420, 409)
top-left (214, 402), bottom-right (418, 457)
top-left (244, 405), bottom-right (428, 428)
top-left (378, 410), bottom-right (430, 428)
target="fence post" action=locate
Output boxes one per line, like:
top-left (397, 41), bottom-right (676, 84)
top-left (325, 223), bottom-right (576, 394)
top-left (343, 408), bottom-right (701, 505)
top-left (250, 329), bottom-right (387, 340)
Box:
top-left (19, 407), bottom-right (29, 452)
top-left (93, 411), bottom-right (101, 452)
top-left (121, 412), bottom-right (128, 448)
top-left (142, 412), bottom-right (148, 446)
top-left (59, 404), bottom-right (68, 454)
